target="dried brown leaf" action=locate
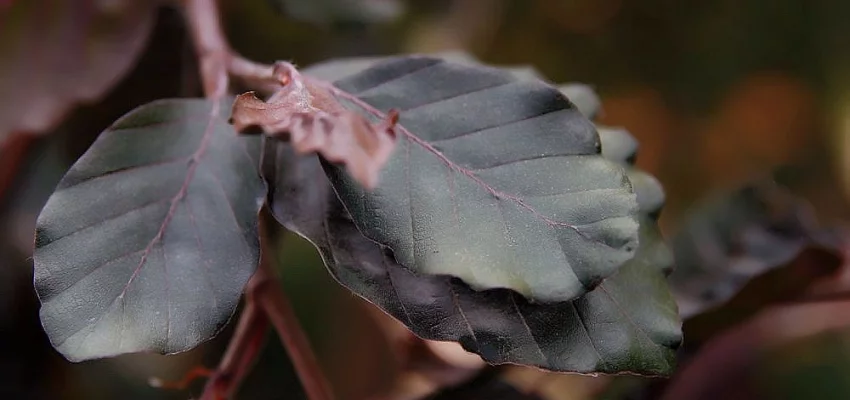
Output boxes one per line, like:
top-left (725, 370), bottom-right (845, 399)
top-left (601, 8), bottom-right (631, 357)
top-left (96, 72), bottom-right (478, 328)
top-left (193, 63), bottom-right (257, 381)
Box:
top-left (231, 62), bottom-right (397, 188)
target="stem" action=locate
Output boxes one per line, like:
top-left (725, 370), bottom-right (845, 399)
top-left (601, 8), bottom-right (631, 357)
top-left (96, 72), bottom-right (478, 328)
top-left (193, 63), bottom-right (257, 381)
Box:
top-left (227, 56), bottom-right (281, 95)
top-left (181, 0), bottom-right (331, 398)
top-left (254, 215), bottom-right (336, 400)
top-left (182, 0), bottom-right (229, 98)
top-left (198, 278), bottom-right (270, 400)
top-left (193, 211), bottom-right (334, 400)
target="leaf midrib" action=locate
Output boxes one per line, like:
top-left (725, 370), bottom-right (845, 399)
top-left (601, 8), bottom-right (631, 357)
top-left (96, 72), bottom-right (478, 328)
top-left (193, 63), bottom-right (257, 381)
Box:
top-left (319, 80), bottom-right (624, 248)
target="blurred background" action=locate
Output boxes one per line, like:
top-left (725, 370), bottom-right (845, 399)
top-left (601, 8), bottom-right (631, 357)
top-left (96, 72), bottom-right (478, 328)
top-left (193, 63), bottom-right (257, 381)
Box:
top-left (4, 0), bottom-right (850, 399)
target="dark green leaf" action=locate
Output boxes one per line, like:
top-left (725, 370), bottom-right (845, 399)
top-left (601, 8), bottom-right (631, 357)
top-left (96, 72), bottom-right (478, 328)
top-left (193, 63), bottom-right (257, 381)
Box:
top-left (316, 56), bottom-right (640, 303)
top-left (0, 0), bottom-right (157, 142)
top-left (33, 99), bottom-right (265, 362)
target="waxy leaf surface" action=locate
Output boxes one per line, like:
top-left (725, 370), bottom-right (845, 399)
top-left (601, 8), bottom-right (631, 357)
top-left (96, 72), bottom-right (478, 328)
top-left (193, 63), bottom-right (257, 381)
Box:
top-left (264, 139), bottom-right (678, 374)
top-left (319, 56), bottom-right (640, 302)
top-left (34, 99), bottom-right (265, 361)
top-left (262, 58), bottom-right (680, 373)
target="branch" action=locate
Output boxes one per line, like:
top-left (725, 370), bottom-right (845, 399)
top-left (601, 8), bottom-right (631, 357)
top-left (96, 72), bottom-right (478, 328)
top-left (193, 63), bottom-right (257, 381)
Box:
top-left (183, 0), bottom-right (279, 98)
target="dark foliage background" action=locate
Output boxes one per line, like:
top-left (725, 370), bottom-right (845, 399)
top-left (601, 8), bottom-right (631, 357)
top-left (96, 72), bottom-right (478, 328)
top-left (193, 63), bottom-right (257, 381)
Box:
top-left (4, 0), bottom-right (850, 399)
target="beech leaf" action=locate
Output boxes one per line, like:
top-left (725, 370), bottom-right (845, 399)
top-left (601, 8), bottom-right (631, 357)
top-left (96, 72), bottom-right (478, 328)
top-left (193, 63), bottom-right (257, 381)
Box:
top-left (0, 0), bottom-right (157, 142)
top-left (312, 56), bottom-right (640, 303)
top-left (33, 99), bottom-right (265, 362)
top-left (263, 141), bottom-right (678, 374)
top-left (261, 55), bottom-right (681, 374)
top-left (231, 62), bottom-right (398, 188)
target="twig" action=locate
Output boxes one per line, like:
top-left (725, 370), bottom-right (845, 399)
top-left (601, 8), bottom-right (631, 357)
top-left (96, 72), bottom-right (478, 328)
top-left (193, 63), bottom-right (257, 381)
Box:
top-left (197, 277), bottom-right (270, 400)
top-left (182, 0), bottom-right (229, 98)
top-left (191, 211), bottom-right (333, 400)
top-left (183, 0), bottom-right (279, 97)
top-left (253, 214), bottom-right (336, 400)
top-left (227, 56), bottom-right (281, 95)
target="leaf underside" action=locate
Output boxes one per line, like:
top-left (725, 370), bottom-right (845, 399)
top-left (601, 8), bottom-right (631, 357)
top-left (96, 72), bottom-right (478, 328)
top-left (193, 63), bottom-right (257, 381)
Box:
top-left (0, 0), bottom-right (156, 142)
top-left (262, 54), bottom-right (682, 375)
top-left (34, 99), bottom-right (265, 362)
top-left (320, 56), bottom-right (641, 303)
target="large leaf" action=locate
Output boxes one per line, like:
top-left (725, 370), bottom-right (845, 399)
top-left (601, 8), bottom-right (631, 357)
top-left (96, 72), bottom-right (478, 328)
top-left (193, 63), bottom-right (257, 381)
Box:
top-left (0, 0), bottom-right (157, 142)
top-left (262, 60), bottom-right (681, 373)
top-left (33, 99), bottom-right (265, 362)
top-left (313, 56), bottom-right (640, 303)
top-left (265, 142), bottom-right (678, 374)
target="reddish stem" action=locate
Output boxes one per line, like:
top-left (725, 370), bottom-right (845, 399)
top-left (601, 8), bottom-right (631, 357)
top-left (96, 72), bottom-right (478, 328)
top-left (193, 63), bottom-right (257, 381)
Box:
top-left (253, 218), bottom-right (336, 400)
top-left (182, 0), bottom-right (229, 98)
top-left (197, 278), bottom-right (270, 400)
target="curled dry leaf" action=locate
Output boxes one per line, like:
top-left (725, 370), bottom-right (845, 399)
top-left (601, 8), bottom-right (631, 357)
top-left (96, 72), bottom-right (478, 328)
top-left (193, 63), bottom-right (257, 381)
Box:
top-left (231, 62), bottom-right (398, 188)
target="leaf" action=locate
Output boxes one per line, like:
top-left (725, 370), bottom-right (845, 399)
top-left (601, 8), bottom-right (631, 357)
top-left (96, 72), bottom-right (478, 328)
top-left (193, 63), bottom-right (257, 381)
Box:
top-left (262, 65), bottom-right (682, 374)
top-left (669, 180), bottom-right (834, 317)
top-left (33, 99), bottom-right (266, 362)
top-left (312, 55), bottom-right (641, 303)
top-left (259, 55), bottom-right (679, 374)
top-left (0, 0), bottom-right (157, 143)
top-left (598, 127), bottom-right (639, 167)
top-left (264, 139), bottom-right (679, 375)
top-left (560, 84), bottom-right (602, 120)
top-left (231, 62), bottom-right (398, 188)
top-left (269, 0), bottom-right (404, 25)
